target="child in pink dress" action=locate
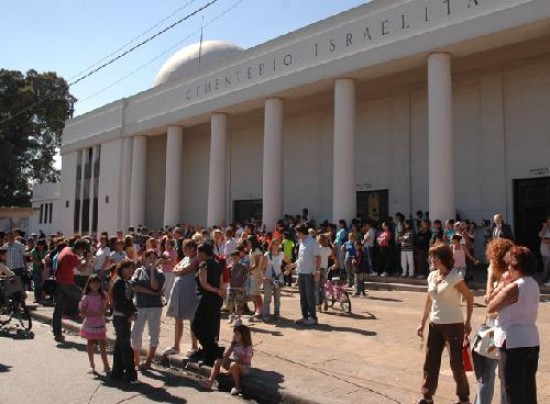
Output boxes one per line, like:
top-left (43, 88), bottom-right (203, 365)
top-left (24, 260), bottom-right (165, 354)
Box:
top-left (79, 274), bottom-right (110, 375)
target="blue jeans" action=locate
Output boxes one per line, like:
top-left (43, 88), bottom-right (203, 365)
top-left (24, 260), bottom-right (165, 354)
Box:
top-left (52, 283), bottom-right (82, 337)
top-left (263, 282), bottom-right (281, 318)
top-left (315, 268), bottom-right (327, 305)
top-left (298, 274), bottom-right (317, 320)
top-left (473, 351), bottom-right (506, 404)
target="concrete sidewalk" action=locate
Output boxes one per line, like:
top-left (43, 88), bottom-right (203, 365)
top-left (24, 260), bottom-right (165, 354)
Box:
top-left (29, 281), bottom-right (550, 404)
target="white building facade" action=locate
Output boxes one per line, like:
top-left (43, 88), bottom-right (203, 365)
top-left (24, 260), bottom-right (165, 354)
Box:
top-left (57, 0), bottom-right (550, 253)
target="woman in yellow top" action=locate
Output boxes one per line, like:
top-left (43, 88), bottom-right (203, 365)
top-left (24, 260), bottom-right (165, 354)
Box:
top-left (416, 242), bottom-right (474, 404)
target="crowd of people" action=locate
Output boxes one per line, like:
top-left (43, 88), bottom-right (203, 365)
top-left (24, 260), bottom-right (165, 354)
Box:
top-left (0, 208), bottom-right (545, 402)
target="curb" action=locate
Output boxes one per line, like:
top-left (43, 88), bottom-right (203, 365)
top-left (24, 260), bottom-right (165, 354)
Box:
top-left (29, 309), bottom-right (311, 404)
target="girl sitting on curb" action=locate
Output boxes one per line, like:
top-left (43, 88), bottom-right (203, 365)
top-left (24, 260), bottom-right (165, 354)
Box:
top-left (202, 324), bottom-right (253, 396)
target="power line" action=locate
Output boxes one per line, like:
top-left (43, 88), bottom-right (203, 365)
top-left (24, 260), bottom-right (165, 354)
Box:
top-left (68, 0), bottom-right (200, 82)
top-left (0, 0), bottom-right (221, 126)
top-left (77, 0), bottom-right (245, 106)
top-left (69, 0), bottom-right (221, 86)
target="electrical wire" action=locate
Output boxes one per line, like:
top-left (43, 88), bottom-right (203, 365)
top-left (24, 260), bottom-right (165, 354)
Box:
top-left (0, 0), bottom-right (221, 126)
top-left (68, 0), bottom-right (200, 81)
top-left (76, 0), bottom-right (245, 106)
top-left (68, 0), bottom-right (220, 86)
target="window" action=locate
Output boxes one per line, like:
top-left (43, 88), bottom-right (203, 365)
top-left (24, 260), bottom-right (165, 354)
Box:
top-left (48, 202), bottom-right (53, 224)
top-left (39, 204), bottom-right (44, 224)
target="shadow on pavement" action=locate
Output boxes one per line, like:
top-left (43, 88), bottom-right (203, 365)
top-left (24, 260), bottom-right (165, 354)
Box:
top-left (55, 340), bottom-right (89, 353)
top-left (0, 363), bottom-right (12, 373)
top-left (367, 296), bottom-right (403, 303)
top-left (99, 372), bottom-right (187, 403)
top-left (322, 310), bottom-right (377, 320)
top-left (218, 368), bottom-right (285, 403)
top-left (272, 319), bottom-right (377, 336)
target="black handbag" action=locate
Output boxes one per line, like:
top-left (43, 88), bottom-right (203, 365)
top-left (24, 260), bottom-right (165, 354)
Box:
top-left (42, 277), bottom-right (57, 296)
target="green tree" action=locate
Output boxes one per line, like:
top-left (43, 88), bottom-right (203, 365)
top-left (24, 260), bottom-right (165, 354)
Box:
top-left (0, 69), bottom-right (76, 206)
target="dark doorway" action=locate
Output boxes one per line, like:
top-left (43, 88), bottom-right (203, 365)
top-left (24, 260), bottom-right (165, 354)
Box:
top-left (233, 199), bottom-right (263, 224)
top-left (357, 190), bottom-right (389, 225)
top-left (514, 177), bottom-right (550, 255)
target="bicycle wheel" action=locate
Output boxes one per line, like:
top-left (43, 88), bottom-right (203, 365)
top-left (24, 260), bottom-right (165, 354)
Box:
top-left (12, 299), bottom-right (32, 331)
top-left (0, 303), bottom-right (13, 326)
top-left (340, 292), bottom-right (352, 313)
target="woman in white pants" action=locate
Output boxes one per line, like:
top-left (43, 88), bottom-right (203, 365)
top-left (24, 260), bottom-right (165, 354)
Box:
top-left (129, 250), bottom-right (165, 370)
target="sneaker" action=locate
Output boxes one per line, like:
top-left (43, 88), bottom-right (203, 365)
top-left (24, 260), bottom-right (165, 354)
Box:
top-left (128, 379), bottom-right (142, 386)
top-left (248, 316), bottom-right (255, 323)
top-left (295, 318), bottom-right (307, 324)
top-left (234, 318), bottom-right (243, 327)
top-left (361, 292), bottom-right (367, 297)
top-left (228, 314), bottom-right (235, 324)
top-left (162, 347), bottom-right (179, 357)
top-left (381, 272), bottom-right (388, 278)
top-left (305, 317), bottom-right (317, 326)
top-left (230, 387), bottom-right (241, 396)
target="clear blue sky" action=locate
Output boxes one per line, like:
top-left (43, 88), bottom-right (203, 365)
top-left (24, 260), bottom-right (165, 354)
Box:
top-left (2, 0), bottom-right (368, 116)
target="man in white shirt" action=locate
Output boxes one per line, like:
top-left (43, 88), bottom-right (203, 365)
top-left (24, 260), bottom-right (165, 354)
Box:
top-left (222, 228), bottom-right (238, 266)
top-left (289, 224), bottom-right (321, 326)
top-left (93, 235), bottom-right (111, 274)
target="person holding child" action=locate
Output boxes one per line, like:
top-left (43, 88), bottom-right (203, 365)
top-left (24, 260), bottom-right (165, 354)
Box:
top-left (203, 324), bottom-right (253, 396)
top-left (79, 274), bottom-right (110, 375)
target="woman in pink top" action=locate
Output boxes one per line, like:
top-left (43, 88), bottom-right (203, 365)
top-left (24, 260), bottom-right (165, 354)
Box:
top-left (162, 239), bottom-right (177, 302)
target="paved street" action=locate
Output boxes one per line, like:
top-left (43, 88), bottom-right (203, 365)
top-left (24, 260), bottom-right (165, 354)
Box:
top-left (18, 284), bottom-right (550, 403)
top-left (0, 321), bottom-right (244, 404)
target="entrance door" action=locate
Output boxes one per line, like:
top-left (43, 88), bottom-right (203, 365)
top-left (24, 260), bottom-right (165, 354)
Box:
top-left (233, 199), bottom-right (263, 224)
top-left (356, 190), bottom-right (389, 225)
top-left (514, 177), bottom-right (550, 255)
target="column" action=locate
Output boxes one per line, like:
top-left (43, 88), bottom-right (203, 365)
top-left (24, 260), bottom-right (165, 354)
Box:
top-left (262, 98), bottom-right (284, 231)
top-left (120, 137), bottom-right (133, 231)
top-left (206, 113), bottom-right (228, 227)
top-left (88, 145), bottom-right (98, 234)
top-left (129, 136), bottom-right (147, 227)
top-left (163, 126), bottom-right (184, 227)
top-left (428, 53), bottom-right (455, 222)
top-left (78, 149), bottom-right (86, 234)
top-left (332, 78), bottom-right (356, 222)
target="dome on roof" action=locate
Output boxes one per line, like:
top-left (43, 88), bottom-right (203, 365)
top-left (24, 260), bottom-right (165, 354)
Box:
top-left (153, 40), bottom-right (244, 87)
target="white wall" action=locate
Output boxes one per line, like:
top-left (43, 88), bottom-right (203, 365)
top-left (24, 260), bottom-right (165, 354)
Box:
top-left (181, 125), bottom-right (210, 225)
top-left (58, 151), bottom-right (78, 235)
top-left (145, 134), bottom-right (167, 230)
top-left (97, 139), bottom-right (123, 235)
top-left (283, 108), bottom-right (333, 222)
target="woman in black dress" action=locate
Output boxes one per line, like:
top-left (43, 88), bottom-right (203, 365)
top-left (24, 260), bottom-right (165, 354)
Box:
top-left (190, 243), bottom-right (225, 366)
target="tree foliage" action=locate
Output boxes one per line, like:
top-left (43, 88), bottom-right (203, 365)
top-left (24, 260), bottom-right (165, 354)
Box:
top-left (0, 69), bottom-right (76, 206)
